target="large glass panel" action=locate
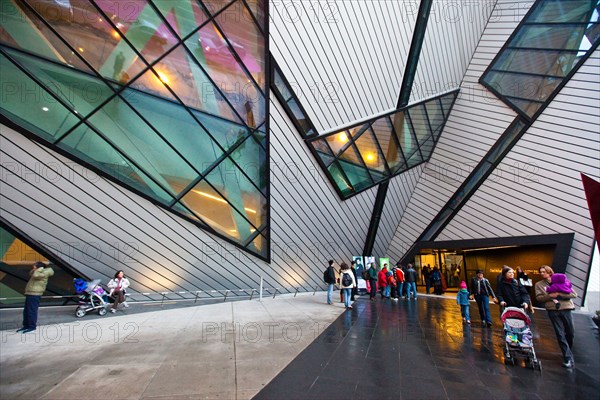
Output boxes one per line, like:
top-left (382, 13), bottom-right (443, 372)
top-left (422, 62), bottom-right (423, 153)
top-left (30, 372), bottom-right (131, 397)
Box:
top-left (94, 0), bottom-right (179, 63)
top-left (5, 48), bottom-right (115, 119)
top-left (59, 123), bottom-right (173, 204)
top-left (244, 0), bottom-right (266, 30)
top-left (337, 159), bottom-right (372, 192)
top-left (247, 231), bottom-right (268, 258)
top-left (214, 0), bottom-right (266, 91)
top-left (128, 88), bottom-right (227, 173)
top-left (354, 129), bottom-right (387, 174)
top-left (528, 0), bottom-right (599, 23)
top-left (311, 138), bottom-right (334, 156)
top-left (406, 105), bottom-right (431, 146)
top-left (180, 179), bottom-right (256, 244)
top-left (273, 68), bottom-right (292, 101)
top-left (317, 152), bottom-right (335, 168)
top-left (0, 52), bottom-right (80, 141)
top-left (0, 227), bottom-right (78, 307)
top-left (419, 135), bottom-right (435, 160)
top-left (425, 99), bottom-right (445, 132)
top-left (325, 130), bottom-right (352, 156)
top-left (185, 21), bottom-right (264, 127)
top-left (338, 143), bottom-right (365, 169)
top-left (369, 118), bottom-right (405, 173)
top-left (80, 96), bottom-right (199, 196)
top-left (128, 67), bottom-right (179, 101)
top-left (439, 93), bottom-right (456, 118)
top-left (390, 111), bottom-right (419, 161)
top-left (153, 0), bottom-right (210, 39)
top-left (511, 25), bottom-right (597, 51)
top-left (493, 49), bottom-right (579, 77)
top-left (327, 162), bottom-right (353, 196)
top-left (287, 99), bottom-right (315, 137)
top-left (200, 0), bottom-right (235, 16)
top-left (481, 0), bottom-right (600, 118)
top-left (25, 0), bottom-right (148, 84)
top-left (0, 0), bottom-right (91, 71)
top-left (226, 133), bottom-right (268, 195)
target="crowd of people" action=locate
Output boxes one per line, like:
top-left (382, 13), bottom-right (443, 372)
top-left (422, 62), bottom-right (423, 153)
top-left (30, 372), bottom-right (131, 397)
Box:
top-left (324, 261), bottom-right (579, 369)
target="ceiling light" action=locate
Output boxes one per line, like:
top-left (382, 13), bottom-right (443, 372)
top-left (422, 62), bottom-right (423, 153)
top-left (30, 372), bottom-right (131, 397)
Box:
top-left (338, 132), bottom-right (348, 143)
top-left (42, 107), bottom-right (49, 112)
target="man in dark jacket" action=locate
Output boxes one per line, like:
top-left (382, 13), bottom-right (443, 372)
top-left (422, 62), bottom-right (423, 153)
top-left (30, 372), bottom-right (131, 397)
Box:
top-left (368, 263), bottom-right (378, 301)
top-left (405, 264), bottom-right (418, 300)
top-left (325, 260), bottom-right (336, 305)
top-left (470, 270), bottom-right (497, 327)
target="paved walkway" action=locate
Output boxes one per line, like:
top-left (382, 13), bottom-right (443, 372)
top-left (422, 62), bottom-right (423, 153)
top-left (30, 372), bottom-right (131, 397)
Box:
top-left (254, 295), bottom-right (600, 400)
top-left (2, 293), bottom-right (598, 399)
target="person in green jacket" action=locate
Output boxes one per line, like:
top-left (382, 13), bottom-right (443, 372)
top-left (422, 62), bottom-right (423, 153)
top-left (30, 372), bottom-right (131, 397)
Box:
top-left (17, 261), bottom-right (54, 333)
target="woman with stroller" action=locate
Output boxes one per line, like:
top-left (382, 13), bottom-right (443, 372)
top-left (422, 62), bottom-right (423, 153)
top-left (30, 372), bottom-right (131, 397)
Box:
top-left (497, 266), bottom-right (530, 310)
top-left (107, 270), bottom-right (130, 313)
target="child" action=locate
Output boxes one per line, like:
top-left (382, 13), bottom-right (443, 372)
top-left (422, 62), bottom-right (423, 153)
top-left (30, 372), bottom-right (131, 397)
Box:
top-left (545, 273), bottom-right (572, 309)
top-left (456, 281), bottom-right (471, 324)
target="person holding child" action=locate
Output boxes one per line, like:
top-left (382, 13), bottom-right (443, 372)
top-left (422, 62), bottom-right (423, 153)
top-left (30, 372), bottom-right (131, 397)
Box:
top-left (535, 265), bottom-right (577, 369)
top-left (456, 281), bottom-right (471, 324)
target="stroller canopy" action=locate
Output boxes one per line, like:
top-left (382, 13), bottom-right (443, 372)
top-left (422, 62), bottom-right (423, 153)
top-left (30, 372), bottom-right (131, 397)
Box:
top-left (501, 306), bottom-right (531, 325)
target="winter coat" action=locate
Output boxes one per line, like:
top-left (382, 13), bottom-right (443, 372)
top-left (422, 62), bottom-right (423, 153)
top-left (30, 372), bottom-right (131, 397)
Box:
top-left (470, 277), bottom-right (495, 298)
top-left (456, 289), bottom-right (470, 306)
top-left (395, 268), bottom-right (405, 283)
top-left (107, 277), bottom-right (130, 296)
top-left (405, 267), bottom-right (417, 283)
top-left (325, 266), bottom-right (336, 284)
top-left (24, 267), bottom-right (54, 296)
top-left (497, 278), bottom-right (530, 308)
top-left (377, 269), bottom-right (388, 287)
top-left (535, 278), bottom-right (576, 311)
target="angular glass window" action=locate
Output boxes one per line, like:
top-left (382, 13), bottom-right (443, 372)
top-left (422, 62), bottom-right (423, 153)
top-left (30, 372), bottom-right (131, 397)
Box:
top-left (326, 130), bottom-right (352, 157)
top-left (370, 117), bottom-right (405, 173)
top-left (327, 162), bottom-right (353, 196)
top-left (354, 128), bottom-right (387, 175)
top-left (0, 52), bottom-right (81, 142)
top-left (153, 0), bottom-right (210, 39)
top-left (337, 158), bottom-right (373, 193)
top-left (481, 0), bottom-right (600, 119)
top-left (59, 123), bottom-right (173, 204)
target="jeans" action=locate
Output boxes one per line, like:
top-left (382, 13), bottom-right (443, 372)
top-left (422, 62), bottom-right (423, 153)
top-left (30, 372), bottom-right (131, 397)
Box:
top-left (425, 280), bottom-right (431, 294)
top-left (548, 310), bottom-right (575, 362)
top-left (23, 295), bottom-right (41, 330)
top-left (327, 284), bottom-right (334, 304)
top-left (460, 304), bottom-right (470, 321)
top-left (383, 285), bottom-right (390, 298)
top-left (406, 282), bottom-right (417, 299)
top-left (397, 282), bottom-right (404, 298)
top-left (343, 288), bottom-right (352, 308)
top-left (369, 279), bottom-right (377, 299)
top-left (474, 294), bottom-right (492, 324)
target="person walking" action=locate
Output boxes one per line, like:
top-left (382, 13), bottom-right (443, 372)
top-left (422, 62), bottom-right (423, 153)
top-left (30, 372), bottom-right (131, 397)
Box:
top-left (535, 265), bottom-right (577, 369)
top-left (422, 264), bottom-right (431, 294)
top-left (431, 266), bottom-right (443, 295)
top-left (339, 262), bottom-right (356, 310)
top-left (456, 281), bottom-right (471, 324)
top-left (107, 270), bottom-right (130, 313)
top-left (324, 260), bottom-right (336, 305)
top-left (350, 261), bottom-right (358, 301)
top-left (496, 266), bottom-right (530, 310)
top-left (17, 261), bottom-right (54, 333)
top-left (405, 264), bottom-right (418, 300)
top-left (470, 269), bottom-right (496, 327)
top-left (378, 264), bottom-right (389, 299)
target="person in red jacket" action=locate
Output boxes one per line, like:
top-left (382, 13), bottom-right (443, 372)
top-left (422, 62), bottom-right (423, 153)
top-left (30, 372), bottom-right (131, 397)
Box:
top-left (378, 264), bottom-right (389, 299)
top-left (395, 264), bottom-right (405, 299)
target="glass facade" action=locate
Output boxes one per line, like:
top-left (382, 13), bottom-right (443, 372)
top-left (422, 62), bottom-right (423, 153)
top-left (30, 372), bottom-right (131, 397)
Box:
top-left (0, 0), bottom-right (269, 259)
top-left (310, 92), bottom-right (458, 198)
top-left (481, 0), bottom-right (600, 119)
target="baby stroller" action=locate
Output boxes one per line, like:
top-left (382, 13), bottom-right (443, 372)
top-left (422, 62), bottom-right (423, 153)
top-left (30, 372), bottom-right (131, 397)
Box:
top-left (74, 278), bottom-right (110, 318)
top-left (501, 307), bottom-right (542, 370)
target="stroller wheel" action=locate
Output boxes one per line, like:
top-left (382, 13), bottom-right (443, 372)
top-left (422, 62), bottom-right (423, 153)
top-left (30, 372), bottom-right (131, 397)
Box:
top-left (75, 307), bottom-right (86, 318)
top-left (98, 307), bottom-right (108, 316)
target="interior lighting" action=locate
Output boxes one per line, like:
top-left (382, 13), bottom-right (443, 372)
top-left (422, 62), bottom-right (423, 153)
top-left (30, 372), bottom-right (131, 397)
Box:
top-left (192, 190), bottom-right (257, 214)
top-left (365, 153), bottom-right (375, 162)
top-left (338, 132), bottom-right (348, 143)
top-left (41, 107), bottom-right (49, 112)
top-left (155, 70), bottom-right (170, 84)
top-left (78, 47), bottom-right (84, 53)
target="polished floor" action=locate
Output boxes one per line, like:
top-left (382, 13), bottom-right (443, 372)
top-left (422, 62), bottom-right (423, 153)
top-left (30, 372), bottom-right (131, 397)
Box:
top-left (254, 295), bottom-right (600, 400)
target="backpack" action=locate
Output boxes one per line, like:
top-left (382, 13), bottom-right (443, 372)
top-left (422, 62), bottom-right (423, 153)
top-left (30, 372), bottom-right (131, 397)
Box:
top-left (323, 268), bottom-right (330, 284)
top-left (361, 270), bottom-right (370, 281)
top-left (341, 272), bottom-right (352, 287)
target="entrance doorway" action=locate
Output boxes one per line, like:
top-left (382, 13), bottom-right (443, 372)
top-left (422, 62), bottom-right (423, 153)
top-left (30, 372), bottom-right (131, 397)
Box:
top-left (415, 252), bottom-right (464, 292)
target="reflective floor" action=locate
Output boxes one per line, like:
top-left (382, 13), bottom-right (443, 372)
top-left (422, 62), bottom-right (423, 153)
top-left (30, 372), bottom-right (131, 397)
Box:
top-left (254, 295), bottom-right (600, 400)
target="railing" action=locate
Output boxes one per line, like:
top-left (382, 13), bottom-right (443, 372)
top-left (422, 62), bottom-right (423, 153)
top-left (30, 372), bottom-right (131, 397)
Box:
top-left (0, 278), bottom-right (328, 307)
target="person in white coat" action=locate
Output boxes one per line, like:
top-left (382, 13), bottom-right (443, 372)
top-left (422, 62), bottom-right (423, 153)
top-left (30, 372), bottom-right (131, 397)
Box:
top-left (339, 262), bottom-right (356, 310)
top-left (107, 270), bottom-right (130, 313)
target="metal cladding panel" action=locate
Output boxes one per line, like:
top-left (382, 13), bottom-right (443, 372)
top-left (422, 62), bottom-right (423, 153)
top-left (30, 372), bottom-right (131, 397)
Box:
top-left (268, 96), bottom-right (376, 278)
top-left (372, 165), bottom-right (426, 259)
top-left (270, 0), bottom-right (418, 132)
top-left (439, 49), bottom-right (600, 305)
top-left (409, 0), bottom-right (497, 104)
top-left (385, 0), bottom-right (526, 261)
